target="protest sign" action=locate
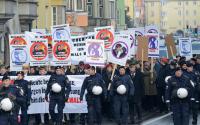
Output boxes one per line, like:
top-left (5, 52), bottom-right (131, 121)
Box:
top-left (9, 34), bottom-right (29, 71)
top-left (108, 35), bottom-right (131, 66)
top-left (86, 39), bottom-right (105, 66)
top-left (94, 26), bottom-right (114, 50)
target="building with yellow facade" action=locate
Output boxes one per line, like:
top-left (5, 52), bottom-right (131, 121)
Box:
top-left (145, 0), bottom-right (200, 34)
top-left (32, 0), bottom-right (67, 32)
top-left (125, 0), bottom-right (134, 19)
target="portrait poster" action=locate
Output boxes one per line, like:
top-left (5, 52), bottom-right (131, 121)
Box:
top-left (9, 34), bottom-right (29, 71)
top-left (29, 39), bottom-right (48, 66)
top-left (107, 35), bottom-right (131, 66)
top-left (94, 26), bottom-right (114, 50)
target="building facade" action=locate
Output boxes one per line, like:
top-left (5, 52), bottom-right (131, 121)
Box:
top-left (145, 0), bottom-right (200, 34)
top-left (32, 0), bottom-right (67, 32)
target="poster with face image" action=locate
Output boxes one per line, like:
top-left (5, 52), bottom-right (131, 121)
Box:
top-left (29, 39), bottom-right (48, 66)
top-left (94, 26), bottom-right (114, 50)
top-left (108, 35), bottom-right (131, 66)
top-left (51, 24), bottom-right (72, 66)
top-left (9, 34), bottom-right (29, 71)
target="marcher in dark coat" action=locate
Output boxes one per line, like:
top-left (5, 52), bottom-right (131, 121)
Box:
top-left (128, 63), bottom-right (144, 124)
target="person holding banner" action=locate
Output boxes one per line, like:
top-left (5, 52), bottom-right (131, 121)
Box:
top-left (80, 66), bottom-right (107, 125)
top-left (0, 75), bottom-right (25, 125)
top-left (14, 71), bottom-right (31, 125)
top-left (110, 66), bottom-right (134, 125)
top-left (45, 66), bottom-right (71, 125)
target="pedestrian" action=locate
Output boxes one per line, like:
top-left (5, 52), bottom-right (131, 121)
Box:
top-left (14, 71), bottom-right (31, 125)
top-left (45, 66), bottom-right (71, 125)
top-left (110, 66), bottom-right (134, 125)
top-left (0, 75), bottom-right (25, 125)
top-left (80, 66), bottom-right (107, 125)
top-left (165, 67), bottom-right (193, 125)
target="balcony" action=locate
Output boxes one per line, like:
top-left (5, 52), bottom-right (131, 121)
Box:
top-left (66, 11), bottom-right (88, 27)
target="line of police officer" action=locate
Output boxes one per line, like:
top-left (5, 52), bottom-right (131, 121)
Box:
top-left (1, 58), bottom-right (200, 125)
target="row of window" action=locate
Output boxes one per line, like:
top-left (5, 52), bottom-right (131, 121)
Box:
top-left (151, 1), bottom-right (198, 6)
top-left (161, 21), bottom-right (198, 27)
top-left (150, 10), bottom-right (198, 17)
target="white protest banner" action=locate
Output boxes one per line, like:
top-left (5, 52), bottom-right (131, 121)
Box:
top-left (94, 26), bottom-right (114, 50)
top-left (120, 30), bottom-right (136, 56)
top-left (191, 38), bottom-right (200, 54)
top-left (63, 75), bottom-right (88, 113)
top-left (146, 33), bottom-right (160, 57)
top-left (9, 34), bottom-right (29, 71)
top-left (71, 36), bottom-right (87, 65)
top-left (179, 38), bottom-right (192, 58)
top-left (25, 76), bottom-right (50, 114)
top-left (0, 75), bottom-right (88, 114)
top-left (86, 39), bottom-right (105, 67)
top-left (29, 38), bottom-right (48, 66)
top-left (108, 35), bottom-right (131, 66)
top-left (145, 25), bottom-right (159, 34)
top-left (51, 24), bottom-right (72, 66)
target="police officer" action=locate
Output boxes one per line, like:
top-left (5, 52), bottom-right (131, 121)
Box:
top-left (14, 71), bottom-right (31, 125)
top-left (45, 66), bottom-right (71, 125)
top-left (0, 75), bottom-right (25, 125)
top-left (165, 67), bottom-right (193, 125)
top-left (110, 66), bottom-right (134, 125)
top-left (184, 63), bottom-right (199, 125)
top-left (80, 66), bottom-right (107, 125)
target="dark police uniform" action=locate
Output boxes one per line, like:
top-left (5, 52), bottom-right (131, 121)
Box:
top-left (165, 73), bottom-right (193, 125)
top-left (80, 73), bottom-right (107, 125)
top-left (184, 66), bottom-right (199, 125)
top-left (14, 72), bottom-right (31, 125)
top-left (110, 74), bottom-right (134, 125)
top-left (0, 76), bottom-right (25, 125)
top-left (45, 67), bottom-right (71, 125)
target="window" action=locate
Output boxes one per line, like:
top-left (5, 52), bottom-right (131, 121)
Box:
top-left (151, 11), bottom-right (154, 17)
top-left (76, 0), bottom-right (84, 11)
top-left (194, 20), bottom-right (197, 26)
top-left (179, 21), bottom-right (182, 26)
top-left (67, 0), bottom-right (74, 11)
top-left (52, 7), bottom-right (57, 25)
top-left (194, 10), bottom-right (197, 16)
top-left (186, 10), bottom-right (189, 16)
top-left (87, 0), bottom-right (92, 3)
top-left (178, 2), bottom-right (181, 6)
top-left (110, 1), bottom-right (115, 18)
top-left (99, 6), bottom-right (103, 17)
top-left (99, 0), bottom-right (103, 5)
top-left (178, 10), bottom-right (182, 16)
top-left (87, 5), bottom-right (92, 16)
top-left (193, 1), bottom-right (197, 5)
top-left (151, 2), bottom-right (154, 6)
top-left (161, 11), bottom-right (166, 17)
top-left (186, 1), bottom-right (188, 5)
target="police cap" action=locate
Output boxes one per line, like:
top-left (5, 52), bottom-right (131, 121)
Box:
top-left (16, 71), bottom-right (24, 76)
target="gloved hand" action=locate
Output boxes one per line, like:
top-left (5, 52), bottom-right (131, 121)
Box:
top-left (8, 93), bottom-right (16, 100)
top-left (80, 96), bottom-right (83, 102)
top-left (45, 96), bottom-right (49, 102)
